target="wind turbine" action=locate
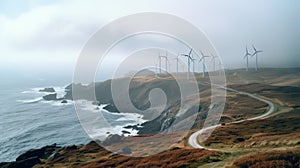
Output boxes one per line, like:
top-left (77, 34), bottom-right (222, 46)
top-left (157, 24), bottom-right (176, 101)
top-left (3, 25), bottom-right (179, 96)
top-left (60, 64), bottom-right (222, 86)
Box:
top-left (159, 51), bottom-right (169, 73)
top-left (244, 46), bottom-right (252, 71)
top-left (210, 52), bottom-right (218, 72)
top-left (181, 48), bottom-right (193, 79)
top-left (164, 52), bottom-right (170, 72)
top-left (191, 55), bottom-right (197, 73)
top-left (174, 53), bottom-right (180, 74)
top-left (252, 45), bottom-right (263, 71)
top-left (217, 60), bottom-right (223, 76)
top-left (154, 63), bottom-right (159, 77)
top-left (158, 54), bottom-right (162, 74)
top-left (199, 50), bottom-right (210, 77)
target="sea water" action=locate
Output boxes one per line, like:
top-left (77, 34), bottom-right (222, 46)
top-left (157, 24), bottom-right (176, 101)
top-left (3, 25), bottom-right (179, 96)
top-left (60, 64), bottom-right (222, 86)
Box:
top-left (0, 77), bottom-right (145, 162)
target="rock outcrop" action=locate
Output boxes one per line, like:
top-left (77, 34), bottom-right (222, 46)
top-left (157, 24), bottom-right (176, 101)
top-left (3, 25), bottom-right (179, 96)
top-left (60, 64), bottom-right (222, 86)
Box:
top-left (1, 144), bottom-right (58, 168)
top-left (39, 87), bottom-right (55, 93)
top-left (102, 134), bottom-right (123, 146)
top-left (61, 100), bottom-right (68, 103)
top-left (103, 104), bottom-right (119, 113)
top-left (43, 94), bottom-right (57, 101)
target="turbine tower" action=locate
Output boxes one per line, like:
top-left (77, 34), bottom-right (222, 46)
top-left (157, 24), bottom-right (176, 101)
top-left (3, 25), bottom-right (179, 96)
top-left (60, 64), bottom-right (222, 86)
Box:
top-left (252, 45), bottom-right (263, 71)
top-left (181, 48), bottom-right (193, 79)
top-left (199, 50), bottom-right (210, 77)
top-left (165, 52), bottom-right (169, 72)
top-left (191, 56), bottom-right (197, 73)
top-left (217, 60), bottom-right (223, 76)
top-left (174, 53), bottom-right (180, 74)
top-left (159, 51), bottom-right (169, 73)
top-left (244, 46), bottom-right (251, 71)
top-left (158, 54), bottom-right (162, 74)
top-left (210, 52), bottom-right (218, 72)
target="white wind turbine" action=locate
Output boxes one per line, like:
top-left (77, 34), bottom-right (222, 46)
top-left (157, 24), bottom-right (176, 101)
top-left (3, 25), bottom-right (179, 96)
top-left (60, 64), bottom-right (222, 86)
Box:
top-left (181, 48), bottom-right (193, 79)
top-left (251, 45), bottom-right (263, 71)
top-left (199, 50), bottom-right (211, 77)
top-left (159, 51), bottom-right (169, 73)
top-left (244, 46), bottom-right (252, 71)
top-left (210, 52), bottom-right (218, 72)
top-left (155, 63), bottom-right (158, 75)
top-left (217, 60), bottom-right (224, 76)
top-left (174, 53), bottom-right (180, 74)
top-left (190, 55), bottom-right (197, 73)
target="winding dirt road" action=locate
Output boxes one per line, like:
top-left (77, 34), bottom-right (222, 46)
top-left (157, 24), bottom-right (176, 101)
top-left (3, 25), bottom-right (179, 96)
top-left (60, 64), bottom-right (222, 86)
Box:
top-left (188, 86), bottom-right (276, 150)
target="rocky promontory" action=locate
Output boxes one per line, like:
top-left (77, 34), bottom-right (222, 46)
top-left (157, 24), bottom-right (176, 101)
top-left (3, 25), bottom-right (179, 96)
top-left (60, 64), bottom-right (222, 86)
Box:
top-left (42, 93), bottom-right (58, 101)
top-left (39, 87), bottom-right (55, 93)
top-left (60, 75), bottom-right (206, 135)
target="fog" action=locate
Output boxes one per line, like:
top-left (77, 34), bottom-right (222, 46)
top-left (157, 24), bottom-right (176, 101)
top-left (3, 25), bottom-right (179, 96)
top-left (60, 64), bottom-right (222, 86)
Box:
top-left (0, 0), bottom-right (299, 81)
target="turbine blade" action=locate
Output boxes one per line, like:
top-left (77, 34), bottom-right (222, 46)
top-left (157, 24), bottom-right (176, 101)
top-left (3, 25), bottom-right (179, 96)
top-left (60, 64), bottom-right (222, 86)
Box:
top-left (189, 48), bottom-right (193, 56)
top-left (252, 45), bottom-right (257, 52)
top-left (199, 50), bottom-right (204, 56)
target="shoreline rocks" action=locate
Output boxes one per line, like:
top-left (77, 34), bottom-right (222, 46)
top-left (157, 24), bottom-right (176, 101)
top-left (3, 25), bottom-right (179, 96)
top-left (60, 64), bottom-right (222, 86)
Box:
top-left (61, 100), bottom-right (68, 103)
top-left (103, 104), bottom-right (120, 113)
top-left (1, 144), bottom-right (58, 168)
top-left (39, 87), bottom-right (55, 93)
top-left (42, 93), bottom-right (58, 101)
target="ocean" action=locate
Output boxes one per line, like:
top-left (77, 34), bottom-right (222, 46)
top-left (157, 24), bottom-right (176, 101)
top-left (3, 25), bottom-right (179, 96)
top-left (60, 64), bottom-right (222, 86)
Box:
top-left (0, 77), bottom-right (145, 162)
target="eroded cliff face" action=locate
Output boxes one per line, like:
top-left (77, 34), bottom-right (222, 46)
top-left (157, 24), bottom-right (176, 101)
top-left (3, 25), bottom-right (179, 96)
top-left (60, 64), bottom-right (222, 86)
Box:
top-left (62, 75), bottom-right (208, 135)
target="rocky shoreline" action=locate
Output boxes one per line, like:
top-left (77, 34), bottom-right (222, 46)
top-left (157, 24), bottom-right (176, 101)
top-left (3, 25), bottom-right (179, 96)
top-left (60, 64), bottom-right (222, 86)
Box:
top-left (39, 76), bottom-right (205, 136)
top-left (0, 143), bottom-right (60, 168)
top-left (1, 76), bottom-right (208, 167)
top-left (0, 137), bottom-right (131, 168)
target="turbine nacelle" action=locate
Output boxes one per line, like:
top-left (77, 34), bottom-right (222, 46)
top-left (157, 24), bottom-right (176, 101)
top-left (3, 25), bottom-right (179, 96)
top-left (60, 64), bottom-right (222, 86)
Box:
top-left (252, 45), bottom-right (263, 56)
top-left (244, 46), bottom-right (252, 59)
top-left (199, 52), bottom-right (210, 62)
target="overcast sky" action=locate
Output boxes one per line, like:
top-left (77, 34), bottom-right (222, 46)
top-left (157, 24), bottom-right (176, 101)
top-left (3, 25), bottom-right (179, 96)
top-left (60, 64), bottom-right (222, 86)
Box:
top-left (0, 0), bottom-right (299, 81)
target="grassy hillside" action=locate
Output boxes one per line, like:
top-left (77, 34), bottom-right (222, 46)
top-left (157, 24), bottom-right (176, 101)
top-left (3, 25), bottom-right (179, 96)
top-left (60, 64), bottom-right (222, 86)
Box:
top-left (2, 68), bottom-right (300, 168)
top-left (225, 68), bottom-right (300, 86)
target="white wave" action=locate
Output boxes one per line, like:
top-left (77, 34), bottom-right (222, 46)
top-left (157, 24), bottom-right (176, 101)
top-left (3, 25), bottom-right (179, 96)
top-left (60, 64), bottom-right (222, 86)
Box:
top-left (74, 102), bottom-right (146, 139)
top-left (20, 85), bottom-right (70, 106)
top-left (17, 97), bottom-right (43, 103)
top-left (79, 102), bottom-right (147, 123)
top-left (21, 86), bottom-right (67, 98)
top-left (89, 125), bottom-right (140, 140)
top-left (52, 86), bottom-right (67, 99)
top-left (41, 100), bottom-right (74, 106)
top-left (115, 113), bottom-right (145, 123)
top-left (21, 88), bottom-right (46, 94)
top-left (74, 100), bottom-right (102, 113)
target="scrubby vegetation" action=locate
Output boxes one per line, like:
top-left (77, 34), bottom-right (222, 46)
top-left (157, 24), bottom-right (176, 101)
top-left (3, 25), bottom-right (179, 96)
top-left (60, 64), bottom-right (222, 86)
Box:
top-left (229, 148), bottom-right (300, 168)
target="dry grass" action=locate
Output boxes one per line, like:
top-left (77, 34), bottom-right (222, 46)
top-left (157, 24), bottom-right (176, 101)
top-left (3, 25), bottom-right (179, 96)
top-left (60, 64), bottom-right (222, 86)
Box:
top-left (34, 140), bottom-right (223, 168)
top-left (228, 147), bottom-right (300, 168)
top-left (229, 83), bottom-right (300, 107)
top-left (203, 109), bottom-right (300, 149)
top-left (222, 93), bottom-right (268, 121)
